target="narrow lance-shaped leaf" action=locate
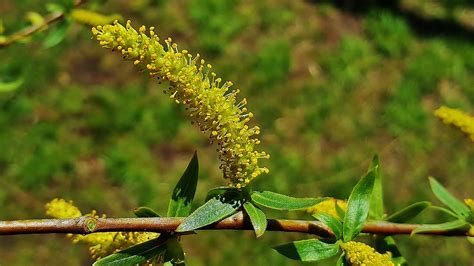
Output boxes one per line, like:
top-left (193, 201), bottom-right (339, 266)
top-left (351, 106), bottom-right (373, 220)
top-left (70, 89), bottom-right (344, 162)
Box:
top-left (176, 192), bottom-right (241, 232)
top-left (251, 191), bottom-right (327, 211)
top-left (411, 219), bottom-right (470, 235)
top-left (134, 207), bottom-right (160, 218)
top-left (429, 177), bottom-right (471, 219)
top-left (93, 235), bottom-right (169, 266)
top-left (43, 19), bottom-right (71, 48)
top-left (369, 155), bottom-right (384, 220)
top-left (167, 152), bottom-right (199, 217)
top-left (386, 201), bottom-right (431, 223)
top-left (273, 239), bottom-right (340, 262)
top-left (243, 202), bottom-right (267, 238)
top-left (343, 167), bottom-right (376, 242)
top-left (313, 213), bottom-right (343, 240)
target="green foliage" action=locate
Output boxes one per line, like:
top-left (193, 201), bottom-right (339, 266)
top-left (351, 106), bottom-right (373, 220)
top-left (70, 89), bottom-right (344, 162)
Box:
top-left (273, 239), bottom-right (340, 262)
top-left (167, 152), bottom-right (198, 217)
top-left (243, 202), bottom-right (267, 238)
top-left (93, 236), bottom-right (168, 266)
top-left (251, 191), bottom-right (325, 211)
top-left (176, 192), bottom-right (241, 232)
top-left (313, 213), bottom-right (343, 240)
top-left (369, 155), bottom-right (384, 220)
top-left (343, 168), bottom-right (376, 242)
top-left (429, 177), bottom-right (472, 220)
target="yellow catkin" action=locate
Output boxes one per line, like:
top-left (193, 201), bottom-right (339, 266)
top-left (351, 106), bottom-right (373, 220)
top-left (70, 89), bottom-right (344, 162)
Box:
top-left (92, 21), bottom-right (269, 187)
top-left (340, 241), bottom-right (395, 266)
top-left (434, 106), bottom-right (474, 142)
top-left (306, 198), bottom-right (347, 219)
top-left (45, 198), bottom-right (159, 259)
top-left (71, 9), bottom-right (122, 26)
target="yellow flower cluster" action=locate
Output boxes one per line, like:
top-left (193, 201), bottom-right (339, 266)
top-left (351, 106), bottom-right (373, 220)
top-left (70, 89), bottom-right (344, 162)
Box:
top-left (340, 241), bottom-right (395, 266)
top-left (92, 21), bottom-right (269, 188)
top-left (434, 106), bottom-right (474, 142)
top-left (45, 198), bottom-right (159, 259)
top-left (306, 198), bottom-right (347, 218)
top-left (71, 9), bottom-right (122, 26)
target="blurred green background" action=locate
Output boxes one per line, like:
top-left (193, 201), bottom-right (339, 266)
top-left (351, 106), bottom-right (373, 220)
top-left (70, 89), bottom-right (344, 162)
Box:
top-left (1, 0), bottom-right (473, 265)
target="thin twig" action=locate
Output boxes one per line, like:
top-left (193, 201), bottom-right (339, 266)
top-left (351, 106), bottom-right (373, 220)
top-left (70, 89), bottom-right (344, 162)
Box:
top-left (0, 212), bottom-right (471, 237)
top-left (0, 0), bottom-right (86, 48)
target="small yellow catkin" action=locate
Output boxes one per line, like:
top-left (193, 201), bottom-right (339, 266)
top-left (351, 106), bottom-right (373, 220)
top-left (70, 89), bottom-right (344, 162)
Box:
top-left (45, 198), bottom-right (159, 259)
top-left (92, 21), bottom-right (269, 188)
top-left (434, 106), bottom-right (474, 142)
top-left (306, 198), bottom-right (347, 219)
top-left (340, 241), bottom-right (395, 266)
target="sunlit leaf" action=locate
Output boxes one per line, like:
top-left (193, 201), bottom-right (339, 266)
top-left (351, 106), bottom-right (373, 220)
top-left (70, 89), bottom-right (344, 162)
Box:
top-left (176, 192), bottom-right (241, 232)
top-left (313, 213), bottom-right (343, 240)
top-left (167, 152), bottom-right (198, 217)
top-left (243, 202), bottom-right (267, 237)
top-left (273, 239), bottom-right (340, 262)
top-left (369, 155), bottom-right (384, 220)
top-left (429, 177), bottom-right (471, 219)
top-left (343, 168), bottom-right (376, 242)
top-left (251, 191), bottom-right (326, 211)
top-left (93, 235), bottom-right (168, 266)
top-left (411, 219), bottom-right (470, 235)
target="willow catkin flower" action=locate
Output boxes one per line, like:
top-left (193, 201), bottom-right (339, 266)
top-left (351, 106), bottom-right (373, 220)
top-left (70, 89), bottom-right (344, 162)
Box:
top-left (306, 198), bottom-right (347, 219)
top-left (340, 241), bottom-right (395, 266)
top-left (92, 21), bottom-right (269, 188)
top-left (434, 106), bottom-right (474, 142)
top-left (45, 198), bottom-right (159, 259)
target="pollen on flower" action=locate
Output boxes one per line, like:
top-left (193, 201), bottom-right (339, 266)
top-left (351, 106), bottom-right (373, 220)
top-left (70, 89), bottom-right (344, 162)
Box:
top-left (434, 106), bottom-right (474, 142)
top-left (45, 198), bottom-right (159, 259)
top-left (306, 198), bottom-right (347, 219)
top-left (340, 241), bottom-right (395, 266)
top-left (92, 20), bottom-right (270, 187)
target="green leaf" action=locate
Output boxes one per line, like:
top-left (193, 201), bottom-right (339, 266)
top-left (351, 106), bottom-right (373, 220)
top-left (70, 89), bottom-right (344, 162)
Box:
top-left (0, 77), bottom-right (23, 92)
top-left (134, 207), bottom-right (160, 218)
top-left (369, 155), bottom-right (384, 220)
top-left (335, 202), bottom-right (346, 220)
top-left (93, 236), bottom-right (168, 266)
top-left (251, 191), bottom-right (326, 211)
top-left (313, 213), bottom-right (343, 240)
top-left (163, 238), bottom-right (185, 266)
top-left (343, 168), bottom-right (376, 242)
top-left (429, 177), bottom-right (471, 219)
top-left (167, 152), bottom-right (199, 217)
top-left (374, 236), bottom-right (407, 265)
top-left (336, 253), bottom-right (348, 266)
top-left (411, 219), bottom-right (470, 235)
top-left (176, 192), bottom-right (241, 232)
top-left (273, 239), bottom-right (340, 262)
top-left (43, 19), bottom-right (70, 49)
top-left (243, 202), bottom-right (267, 238)
top-left (386, 201), bottom-right (431, 223)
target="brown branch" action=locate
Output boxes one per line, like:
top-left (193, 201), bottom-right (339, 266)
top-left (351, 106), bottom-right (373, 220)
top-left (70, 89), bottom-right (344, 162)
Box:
top-left (0, 212), bottom-right (471, 237)
top-left (0, 0), bottom-right (86, 48)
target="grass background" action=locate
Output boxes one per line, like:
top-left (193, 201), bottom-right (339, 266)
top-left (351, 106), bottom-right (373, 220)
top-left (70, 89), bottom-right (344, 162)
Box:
top-left (0, 0), bottom-right (473, 265)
